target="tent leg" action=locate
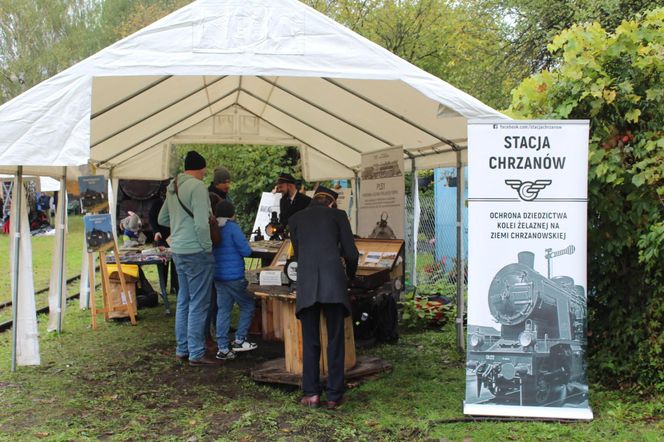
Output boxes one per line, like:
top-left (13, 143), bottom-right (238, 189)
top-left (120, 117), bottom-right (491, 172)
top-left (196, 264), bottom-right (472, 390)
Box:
top-left (56, 168), bottom-right (67, 333)
top-left (455, 156), bottom-right (465, 353)
top-left (10, 167), bottom-right (23, 372)
top-left (353, 171), bottom-right (360, 233)
top-left (411, 158), bottom-right (418, 287)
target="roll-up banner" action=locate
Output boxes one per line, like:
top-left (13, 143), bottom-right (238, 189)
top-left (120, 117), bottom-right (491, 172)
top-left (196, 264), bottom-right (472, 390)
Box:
top-left (464, 120), bottom-right (593, 420)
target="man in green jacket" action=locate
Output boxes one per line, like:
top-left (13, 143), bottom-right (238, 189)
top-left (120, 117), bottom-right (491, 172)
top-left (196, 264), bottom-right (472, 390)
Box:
top-left (159, 151), bottom-right (219, 366)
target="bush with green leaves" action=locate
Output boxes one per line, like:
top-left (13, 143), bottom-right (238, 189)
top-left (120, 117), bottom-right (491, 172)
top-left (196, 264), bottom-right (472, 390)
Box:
top-left (508, 9), bottom-right (663, 393)
top-left (399, 290), bottom-right (453, 329)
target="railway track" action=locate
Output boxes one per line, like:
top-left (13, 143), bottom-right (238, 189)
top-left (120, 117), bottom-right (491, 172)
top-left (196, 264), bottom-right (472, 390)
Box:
top-left (0, 270), bottom-right (99, 333)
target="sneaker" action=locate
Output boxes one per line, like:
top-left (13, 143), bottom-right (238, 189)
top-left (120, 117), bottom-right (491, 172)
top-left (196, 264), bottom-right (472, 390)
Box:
top-left (188, 355), bottom-right (223, 366)
top-left (231, 340), bottom-right (258, 352)
top-left (216, 349), bottom-right (236, 360)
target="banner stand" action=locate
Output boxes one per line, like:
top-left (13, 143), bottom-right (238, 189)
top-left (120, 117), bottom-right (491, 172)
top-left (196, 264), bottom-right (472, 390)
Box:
top-left (464, 120), bottom-right (593, 421)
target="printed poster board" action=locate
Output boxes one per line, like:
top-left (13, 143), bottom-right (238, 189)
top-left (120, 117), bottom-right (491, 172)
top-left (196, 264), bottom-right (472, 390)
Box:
top-left (78, 175), bottom-right (108, 213)
top-left (358, 146), bottom-right (404, 239)
top-left (464, 120), bottom-right (593, 420)
top-left (84, 214), bottom-right (114, 253)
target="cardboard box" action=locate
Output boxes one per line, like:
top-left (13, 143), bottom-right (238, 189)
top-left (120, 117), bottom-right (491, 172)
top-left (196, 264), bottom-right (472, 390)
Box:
top-left (108, 269), bottom-right (138, 319)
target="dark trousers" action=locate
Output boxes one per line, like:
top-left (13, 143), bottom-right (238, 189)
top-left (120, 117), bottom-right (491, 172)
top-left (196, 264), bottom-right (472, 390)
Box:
top-left (299, 303), bottom-right (346, 402)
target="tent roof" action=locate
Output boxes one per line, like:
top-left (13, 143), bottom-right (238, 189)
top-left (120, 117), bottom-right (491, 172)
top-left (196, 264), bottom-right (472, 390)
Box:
top-left (0, 0), bottom-right (506, 180)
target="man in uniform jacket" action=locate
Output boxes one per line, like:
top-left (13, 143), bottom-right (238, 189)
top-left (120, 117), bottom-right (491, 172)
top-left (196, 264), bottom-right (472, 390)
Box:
top-left (276, 173), bottom-right (311, 228)
top-left (288, 186), bottom-right (359, 409)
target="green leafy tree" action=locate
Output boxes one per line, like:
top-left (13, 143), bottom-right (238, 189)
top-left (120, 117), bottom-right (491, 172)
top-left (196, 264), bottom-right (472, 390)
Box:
top-left (482, 0), bottom-right (661, 74)
top-left (0, 0), bottom-right (102, 102)
top-left (508, 9), bottom-right (664, 392)
top-left (174, 144), bottom-right (301, 233)
top-left (304, 0), bottom-right (518, 110)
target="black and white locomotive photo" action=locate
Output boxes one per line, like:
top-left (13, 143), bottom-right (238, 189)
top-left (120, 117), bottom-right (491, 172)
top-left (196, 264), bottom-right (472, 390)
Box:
top-left (466, 246), bottom-right (589, 407)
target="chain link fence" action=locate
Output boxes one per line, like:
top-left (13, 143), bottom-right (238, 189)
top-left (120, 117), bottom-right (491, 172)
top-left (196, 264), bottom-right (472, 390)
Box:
top-left (405, 170), bottom-right (467, 299)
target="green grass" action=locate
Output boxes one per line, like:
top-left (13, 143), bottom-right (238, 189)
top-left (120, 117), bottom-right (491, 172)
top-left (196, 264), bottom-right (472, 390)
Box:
top-left (0, 215), bottom-right (85, 303)
top-left (0, 303), bottom-right (661, 441)
top-left (0, 217), bottom-right (662, 440)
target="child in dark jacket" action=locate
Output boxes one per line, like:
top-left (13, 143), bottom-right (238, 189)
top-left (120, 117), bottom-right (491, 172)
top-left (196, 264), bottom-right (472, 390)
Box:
top-left (212, 200), bottom-right (257, 360)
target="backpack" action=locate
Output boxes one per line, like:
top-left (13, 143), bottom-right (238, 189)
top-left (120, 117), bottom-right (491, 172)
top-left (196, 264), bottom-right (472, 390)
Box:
top-left (352, 292), bottom-right (399, 344)
top-left (136, 269), bottom-right (159, 308)
top-left (373, 293), bottom-right (399, 343)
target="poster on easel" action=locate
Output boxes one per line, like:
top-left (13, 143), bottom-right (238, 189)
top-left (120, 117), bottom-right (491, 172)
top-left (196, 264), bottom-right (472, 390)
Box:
top-left (358, 146), bottom-right (404, 239)
top-left (83, 214), bottom-right (114, 253)
top-left (464, 120), bottom-right (593, 420)
top-left (78, 175), bottom-right (108, 213)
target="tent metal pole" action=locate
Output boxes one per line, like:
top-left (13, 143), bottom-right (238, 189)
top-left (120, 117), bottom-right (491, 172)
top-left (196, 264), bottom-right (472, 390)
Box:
top-left (239, 88), bottom-right (363, 154)
top-left (256, 77), bottom-right (396, 146)
top-left (91, 75), bottom-right (173, 119)
top-left (11, 166), bottom-right (23, 372)
top-left (91, 76), bottom-right (228, 148)
top-left (411, 158), bottom-right (418, 287)
top-left (96, 87), bottom-right (240, 165)
top-left (237, 104), bottom-right (356, 174)
top-left (108, 102), bottom-right (236, 169)
top-left (56, 167), bottom-right (67, 333)
top-left (354, 171), bottom-right (360, 233)
top-left (455, 153), bottom-right (465, 352)
top-left (323, 78), bottom-right (462, 151)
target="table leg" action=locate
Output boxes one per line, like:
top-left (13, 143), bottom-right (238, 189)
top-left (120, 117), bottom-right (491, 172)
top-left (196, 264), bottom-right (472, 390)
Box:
top-left (157, 263), bottom-right (171, 315)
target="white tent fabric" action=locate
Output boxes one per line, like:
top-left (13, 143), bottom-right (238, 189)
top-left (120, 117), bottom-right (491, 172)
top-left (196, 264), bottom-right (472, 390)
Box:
top-left (0, 0), bottom-right (505, 180)
top-left (10, 182), bottom-right (40, 366)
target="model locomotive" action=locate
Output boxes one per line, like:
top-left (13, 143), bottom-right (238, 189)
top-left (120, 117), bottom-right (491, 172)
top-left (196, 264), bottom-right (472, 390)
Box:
top-left (467, 247), bottom-right (587, 406)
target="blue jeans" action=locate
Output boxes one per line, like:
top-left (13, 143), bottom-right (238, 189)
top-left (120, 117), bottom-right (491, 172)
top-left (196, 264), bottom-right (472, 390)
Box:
top-left (214, 278), bottom-right (255, 350)
top-left (172, 252), bottom-right (214, 361)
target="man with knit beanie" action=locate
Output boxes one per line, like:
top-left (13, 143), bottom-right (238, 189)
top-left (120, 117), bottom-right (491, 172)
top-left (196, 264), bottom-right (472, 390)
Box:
top-left (208, 166), bottom-right (232, 202)
top-left (158, 150), bottom-right (220, 366)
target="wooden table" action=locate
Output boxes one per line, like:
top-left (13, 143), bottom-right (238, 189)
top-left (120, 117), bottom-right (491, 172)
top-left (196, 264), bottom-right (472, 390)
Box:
top-left (248, 284), bottom-right (356, 375)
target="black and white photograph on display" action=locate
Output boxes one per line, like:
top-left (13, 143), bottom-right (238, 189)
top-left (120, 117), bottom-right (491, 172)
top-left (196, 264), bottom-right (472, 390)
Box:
top-left (465, 247), bottom-right (589, 408)
top-left (84, 213), bottom-right (114, 253)
top-left (78, 175), bottom-right (108, 213)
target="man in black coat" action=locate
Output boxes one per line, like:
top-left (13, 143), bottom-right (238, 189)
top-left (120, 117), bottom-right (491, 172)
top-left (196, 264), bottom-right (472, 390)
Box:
top-left (288, 186), bottom-right (359, 409)
top-left (276, 173), bottom-right (311, 229)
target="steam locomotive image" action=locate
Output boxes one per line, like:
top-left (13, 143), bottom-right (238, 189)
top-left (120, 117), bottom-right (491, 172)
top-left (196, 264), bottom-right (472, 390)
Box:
top-left (466, 247), bottom-right (588, 407)
top-left (86, 228), bottom-right (113, 251)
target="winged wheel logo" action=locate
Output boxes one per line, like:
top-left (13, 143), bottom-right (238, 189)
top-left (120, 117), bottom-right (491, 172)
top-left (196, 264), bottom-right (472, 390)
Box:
top-left (504, 180), bottom-right (552, 201)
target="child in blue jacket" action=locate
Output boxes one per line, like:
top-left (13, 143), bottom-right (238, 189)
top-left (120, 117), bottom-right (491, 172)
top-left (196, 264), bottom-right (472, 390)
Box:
top-left (213, 200), bottom-right (257, 360)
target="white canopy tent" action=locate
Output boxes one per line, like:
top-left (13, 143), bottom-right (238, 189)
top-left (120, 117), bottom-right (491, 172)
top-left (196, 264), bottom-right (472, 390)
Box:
top-left (0, 0), bottom-right (504, 180)
top-left (0, 0), bottom-right (507, 368)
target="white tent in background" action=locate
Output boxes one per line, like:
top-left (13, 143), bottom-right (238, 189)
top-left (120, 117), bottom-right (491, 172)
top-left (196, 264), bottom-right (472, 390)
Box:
top-left (0, 0), bottom-right (508, 367)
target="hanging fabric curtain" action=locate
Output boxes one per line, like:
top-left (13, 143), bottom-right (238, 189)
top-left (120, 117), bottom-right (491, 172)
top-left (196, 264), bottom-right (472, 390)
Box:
top-left (47, 178), bottom-right (68, 332)
top-left (11, 177), bottom-right (40, 366)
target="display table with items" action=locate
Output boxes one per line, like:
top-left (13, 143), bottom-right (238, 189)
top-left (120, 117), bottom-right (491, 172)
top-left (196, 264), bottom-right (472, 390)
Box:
top-left (248, 239), bottom-right (401, 386)
top-left (105, 247), bottom-right (173, 314)
top-left (249, 240), bottom-right (283, 267)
